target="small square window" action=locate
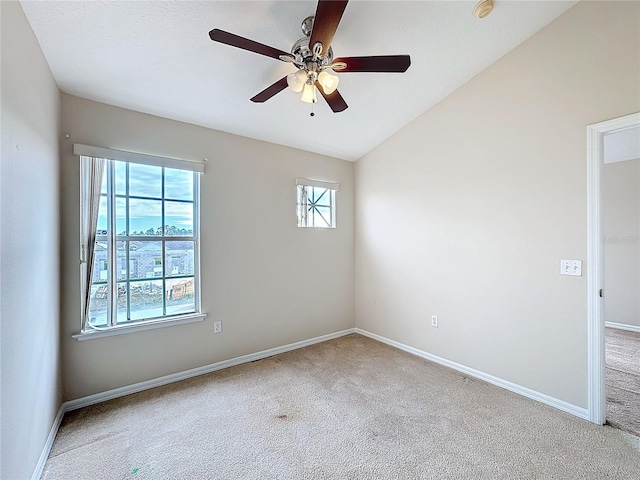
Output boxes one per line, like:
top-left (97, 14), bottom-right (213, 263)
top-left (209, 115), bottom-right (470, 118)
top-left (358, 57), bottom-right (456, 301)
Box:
top-left (297, 181), bottom-right (337, 228)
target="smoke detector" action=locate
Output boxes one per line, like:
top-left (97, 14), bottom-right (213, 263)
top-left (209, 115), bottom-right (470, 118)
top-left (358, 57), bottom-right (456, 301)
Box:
top-left (474, 0), bottom-right (495, 19)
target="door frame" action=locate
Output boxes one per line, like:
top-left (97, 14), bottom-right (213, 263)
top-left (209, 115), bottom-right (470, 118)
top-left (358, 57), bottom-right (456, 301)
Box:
top-left (586, 112), bottom-right (640, 424)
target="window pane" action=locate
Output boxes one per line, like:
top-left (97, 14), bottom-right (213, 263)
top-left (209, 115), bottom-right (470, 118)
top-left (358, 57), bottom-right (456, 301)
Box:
top-left (165, 169), bottom-right (193, 201)
top-left (92, 244), bottom-right (109, 283)
top-left (116, 282), bottom-right (128, 324)
top-left (97, 196), bottom-right (107, 234)
top-left (129, 199), bottom-right (162, 236)
top-left (88, 284), bottom-right (108, 327)
top-left (115, 161), bottom-right (126, 195)
top-left (164, 201), bottom-right (193, 236)
top-left (116, 241), bottom-right (127, 281)
top-left (129, 241), bottom-right (162, 280)
top-left (165, 241), bottom-right (194, 277)
top-left (115, 197), bottom-right (126, 236)
top-left (129, 280), bottom-right (163, 321)
top-left (312, 188), bottom-right (331, 207)
top-left (166, 277), bottom-right (195, 316)
top-left (129, 163), bottom-right (162, 198)
top-left (312, 206), bottom-right (332, 227)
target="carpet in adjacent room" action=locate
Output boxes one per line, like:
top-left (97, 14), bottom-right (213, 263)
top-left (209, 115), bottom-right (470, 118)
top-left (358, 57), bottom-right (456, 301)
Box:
top-left (606, 327), bottom-right (640, 437)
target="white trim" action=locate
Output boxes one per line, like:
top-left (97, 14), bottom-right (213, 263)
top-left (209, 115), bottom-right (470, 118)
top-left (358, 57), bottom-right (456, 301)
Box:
top-left (296, 177), bottom-right (339, 191)
top-left (193, 173), bottom-right (202, 319)
top-left (65, 328), bottom-right (356, 411)
top-left (73, 144), bottom-right (205, 173)
top-left (30, 404), bottom-right (65, 480)
top-left (605, 321), bottom-right (640, 334)
top-left (586, 121), bottom-right (605, 425)
top-left (72, 313), bottom-right (207, 341)
top-left (586, 112), bottom-right (640, 425)
top-left (355, 328), bottom-right (589, 420)
top-left (31, 326), bottom-right (589, 479)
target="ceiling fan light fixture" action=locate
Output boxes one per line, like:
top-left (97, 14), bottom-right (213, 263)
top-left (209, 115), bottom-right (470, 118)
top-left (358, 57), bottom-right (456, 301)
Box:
top-left (300, 83), bottom-right (318, 104)
top-left (287, 69), bottom-right (306, 93)
top-left (318, 69), bottom-right (339, 94)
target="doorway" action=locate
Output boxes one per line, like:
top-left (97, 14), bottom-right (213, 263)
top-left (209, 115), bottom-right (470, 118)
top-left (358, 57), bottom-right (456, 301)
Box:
top-left (587, 112), bottom-right (640, 426)
top-left (602, 134), bottom-right (640, 435)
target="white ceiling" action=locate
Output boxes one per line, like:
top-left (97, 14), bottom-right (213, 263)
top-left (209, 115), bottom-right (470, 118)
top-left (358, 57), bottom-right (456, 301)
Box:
top-left (21, 0), bottom-right (576, 161)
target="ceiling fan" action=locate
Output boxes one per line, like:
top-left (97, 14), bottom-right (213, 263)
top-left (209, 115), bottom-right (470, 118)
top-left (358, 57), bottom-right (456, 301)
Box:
top-left (209, 0), bottom-right (411, 114)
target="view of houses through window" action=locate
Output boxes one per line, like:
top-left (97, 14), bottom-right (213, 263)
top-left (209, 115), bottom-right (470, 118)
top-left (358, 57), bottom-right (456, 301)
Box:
top-left (87, 160), bottom-right (199, 328)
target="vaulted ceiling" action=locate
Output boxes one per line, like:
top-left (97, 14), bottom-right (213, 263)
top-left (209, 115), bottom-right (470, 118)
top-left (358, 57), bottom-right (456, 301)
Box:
top-left (21, 1), bottom-right (576, 161)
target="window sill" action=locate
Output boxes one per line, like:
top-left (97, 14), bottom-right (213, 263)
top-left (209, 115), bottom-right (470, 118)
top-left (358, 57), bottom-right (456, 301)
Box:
top-left (72, 313), bottom-right (207, 341)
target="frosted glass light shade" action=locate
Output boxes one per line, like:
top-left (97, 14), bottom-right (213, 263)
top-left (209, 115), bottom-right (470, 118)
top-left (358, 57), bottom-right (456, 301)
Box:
top-left (300, 83), bottom-right (317, 104)
top-left (287, 69), bottom-right (306, 93)
top-left (318, 70), bottom-right (339, 94)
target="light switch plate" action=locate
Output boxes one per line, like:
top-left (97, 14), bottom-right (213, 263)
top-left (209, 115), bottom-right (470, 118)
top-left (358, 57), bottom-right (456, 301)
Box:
top-left (560, 260), bottom-right (582, 276)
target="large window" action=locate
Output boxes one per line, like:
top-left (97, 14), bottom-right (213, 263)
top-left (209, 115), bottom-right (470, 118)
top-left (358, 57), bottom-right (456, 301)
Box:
top-left (82, 155), bottom-right (201, 331)
top-left (296, 178), bottom-right (339, 228)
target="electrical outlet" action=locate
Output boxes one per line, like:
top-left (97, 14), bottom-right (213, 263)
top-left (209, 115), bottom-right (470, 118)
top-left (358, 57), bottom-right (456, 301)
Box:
top-left (431, 315), bottom-right (438, 328)
top-left (213, 321), bottom-right (222, 334)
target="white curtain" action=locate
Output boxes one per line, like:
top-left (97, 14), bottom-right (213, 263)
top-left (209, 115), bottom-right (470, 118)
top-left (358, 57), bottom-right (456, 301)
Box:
top-left (297, 185), bottom-right (309, 227)
top-left (80, 156), bottom-right (105, 332)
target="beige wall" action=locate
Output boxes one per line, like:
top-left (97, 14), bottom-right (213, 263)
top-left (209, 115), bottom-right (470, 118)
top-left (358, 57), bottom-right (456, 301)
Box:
top-left (0, 2), bottom-right (62, 478)
top-left (60, 94), bottom-right (354, 400)
top-left (354, 1), bottom-right (640, 409)
top-left (604, 158), bottom-right (640, 328)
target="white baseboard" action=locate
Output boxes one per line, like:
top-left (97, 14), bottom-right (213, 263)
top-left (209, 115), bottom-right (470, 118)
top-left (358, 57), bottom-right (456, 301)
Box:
top-left (32, 326), bottom-right (588, 479)
top-left (355, 328), bottom-right (589, 421)
top-left (65, 328), bottom-right (356, 411)
top-left (605, 321), bottom-right (640, 333)
top-left (31, 403), bottom-right (65, 480)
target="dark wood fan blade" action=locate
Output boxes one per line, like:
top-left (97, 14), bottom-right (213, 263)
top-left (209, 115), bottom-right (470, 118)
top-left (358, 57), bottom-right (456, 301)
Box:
top-left (316, 82), bottom-right (348, 113)
top-left (209, 29), bottom-right (290, 61)
top-left (309, 1), bottom-right (349, 57)
top-left (333, 55), bottom-right (411, 73)
top-left (250, 77), bottom-right (289, 103)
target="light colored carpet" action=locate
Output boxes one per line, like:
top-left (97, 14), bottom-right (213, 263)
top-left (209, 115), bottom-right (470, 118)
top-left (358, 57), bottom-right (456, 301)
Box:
top-left (43, 334), bottom-right (640, 479)
top-left (606, 327), bottom-right (640, 437)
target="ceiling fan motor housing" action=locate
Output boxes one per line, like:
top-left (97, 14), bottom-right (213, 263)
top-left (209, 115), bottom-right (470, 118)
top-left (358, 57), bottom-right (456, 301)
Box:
top-left (290, 15), bottom-right (335, 76)
top-left (291, 36), bottom-right (334, 69)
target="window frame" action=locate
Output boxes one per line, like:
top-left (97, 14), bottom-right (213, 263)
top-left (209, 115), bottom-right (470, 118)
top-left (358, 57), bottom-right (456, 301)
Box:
top-left (296, 178), bottom-right (339, 229)
top-left (76, 149), bottom-right (205, 339)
